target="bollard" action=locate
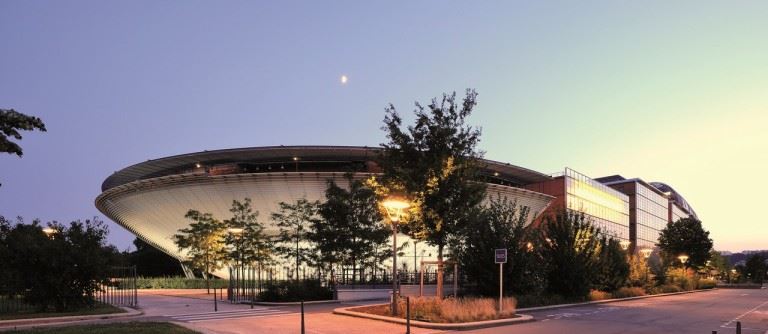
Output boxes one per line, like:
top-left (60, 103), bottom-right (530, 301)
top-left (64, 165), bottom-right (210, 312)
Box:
top-left (736, 321), bottom-right (741, 334)
top-left (711, 331), bottom-right (716, 334)
top-left (301, 300), bottom-right (305, 334)
top-left (214, 287), bottom-right (218, 312)
top-left (406, 296), bottom-right (411, 334)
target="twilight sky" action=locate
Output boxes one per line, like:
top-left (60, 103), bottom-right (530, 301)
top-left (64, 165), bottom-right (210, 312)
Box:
top-left (1, 1), bottom-right (766, 252)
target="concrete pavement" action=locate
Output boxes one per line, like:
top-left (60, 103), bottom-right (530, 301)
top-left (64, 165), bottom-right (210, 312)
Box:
top-left (464, 288), bottom-right (768, 334)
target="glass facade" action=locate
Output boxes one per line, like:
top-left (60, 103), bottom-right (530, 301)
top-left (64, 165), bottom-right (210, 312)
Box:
top-left (564, 168), bottom-right (630, 241)
top-left (634, 182), bottom-right (669, 250)
top-left (671, 204), bottom-right (690, 223)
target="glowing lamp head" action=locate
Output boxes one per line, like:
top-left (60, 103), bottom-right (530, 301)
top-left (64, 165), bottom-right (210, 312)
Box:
top-left (639, 248), bottom-right (653, 259)
top-left (678, 254), bottom-right (689, 264)
top-left (382, 198), bottom-right (410, 223)
top-left (227, 227), bottom-right (244, 235)
top-left (731, 269), bottom-right (737, 274)
top-left (42, 227), bottom-right (56, 236)
top-left (619, 240), bottom-right (631, 251)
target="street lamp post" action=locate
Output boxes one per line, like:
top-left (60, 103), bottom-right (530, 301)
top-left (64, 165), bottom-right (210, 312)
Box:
top-left (383, 198), bottom-right (410, 316)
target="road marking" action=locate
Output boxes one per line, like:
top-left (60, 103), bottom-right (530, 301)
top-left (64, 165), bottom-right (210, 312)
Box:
top-left (721, 299), bottom-right (768, 328)
top-left (165, 307), bottom-right (273, 317)
top-left (167, 308), bottom-right (294, 322)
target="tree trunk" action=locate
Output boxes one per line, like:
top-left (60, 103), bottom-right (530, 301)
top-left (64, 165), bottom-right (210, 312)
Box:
top-left (437, 244), bottom-right (444, 299)
top-left (296, 233), bottom-right (300, 282)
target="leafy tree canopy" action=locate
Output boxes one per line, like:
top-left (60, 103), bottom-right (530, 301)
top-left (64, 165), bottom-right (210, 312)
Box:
top-left (173, 210), bottom-right (227, 288)
top-left (373, 89), bottom-right (487, 298)
top-left (0, 108), bottom-right (46, 157)
top-left (539, 211), bottom-right (603, 299)
top-left (656, 217), bottom-right (713, 268)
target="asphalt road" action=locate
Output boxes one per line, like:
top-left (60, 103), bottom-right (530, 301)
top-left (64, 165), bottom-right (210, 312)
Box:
top-left (466, 288), bottom-right (768, 334)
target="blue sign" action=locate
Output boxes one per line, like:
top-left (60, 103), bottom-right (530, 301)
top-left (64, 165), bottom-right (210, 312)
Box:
top-left (495, 249), bottom-right (507, 264)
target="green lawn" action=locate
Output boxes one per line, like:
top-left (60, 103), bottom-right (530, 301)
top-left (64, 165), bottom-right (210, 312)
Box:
top-left (4, 322), bottom-right (198, 334)
top-left (0, 303), bottom-right (125, 321)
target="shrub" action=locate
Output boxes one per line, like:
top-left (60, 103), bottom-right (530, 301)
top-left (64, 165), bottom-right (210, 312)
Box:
top-left (651, 284), bottom-right (683, 294)
top-left (697, 279), bottom-right (716, 289)
top-left (588, 290), bottom-right (612, 301)
top-left (135, 277), bottom-right (229, 289)
top-left (612, 287), bottom-right (646, 298)
top-left (258, 280), bottom-right (332, 302)
top-left (395, 297), bottom-right (516, 323)
top-left (514, 294), bottom-right (568, 308)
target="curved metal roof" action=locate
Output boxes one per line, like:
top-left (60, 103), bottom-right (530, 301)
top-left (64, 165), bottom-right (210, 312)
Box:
top-left (650, 181), bottom-right (698, 219)
top-left (101, 145), bottom-right (552, 191)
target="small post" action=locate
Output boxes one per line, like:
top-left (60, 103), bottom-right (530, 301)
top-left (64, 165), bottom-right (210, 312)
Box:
top-left (406, 296), bottom-right (411, 334)
top-left (736, 321), bottom-right (741, 334)
top-left (214, 286), bottom-right (218, 312)
top-left (711, 331), bottom-right (717, 334)
top-left (499, 262), bottom-right (503, 313)
top-left (301, 300), bottom-right (305, 334)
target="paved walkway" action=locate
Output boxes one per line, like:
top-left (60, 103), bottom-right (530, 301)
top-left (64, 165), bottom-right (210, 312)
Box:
top-left (135, 290), bottom-right (439, 334)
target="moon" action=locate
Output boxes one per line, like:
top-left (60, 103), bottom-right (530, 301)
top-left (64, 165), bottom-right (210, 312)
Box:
top-left (340, 75), bottom-right (348, 84)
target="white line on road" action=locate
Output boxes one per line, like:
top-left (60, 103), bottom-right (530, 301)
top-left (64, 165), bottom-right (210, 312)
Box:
top-left (174, 310), bottom-right (287, 321)
top-left (164, 308), bottom-right (274, 317)
top-left (187, 311), bottom-right (293, 323)
top-left (721, 299), bottom-right (768, 328)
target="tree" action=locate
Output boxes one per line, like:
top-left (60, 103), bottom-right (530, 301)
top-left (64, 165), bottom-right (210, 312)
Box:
top-left (272, 198), bottom-right (321, 281)
top-left (657, 217), bottom-right (713, 269)
top-left (315, 176), bottom-right (389, 283)
top-left (0, 109), bottom-right (46, 157)
top-left (129, 238), bottom-right (183, 277)
top-left (539, 210), bottom-right (602, 299)
top-left (0, 109), bottom-right (46, 187)
top-left (376, 89), bottom-right (486, 298)
top-left (707, 250), bottom-right (729, 281)
top-left (744, 254), bottom-right (767, 284)
top-left (224, 198), bottom-right (272, 267)
top-left (627, 253), bottom-right (651, 287)
top-left (1, 217), bottom-right (114, 311)
top-left (173, 210), bottom-right (227, 293)
top-left (594, 237), bottom-right (630, 291)
top-left (454, 195), bottom-right (547, 297)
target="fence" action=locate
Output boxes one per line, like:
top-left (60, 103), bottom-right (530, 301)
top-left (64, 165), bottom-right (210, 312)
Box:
top-left (0, 266), bottom-right (138, 314)
top-left (96, 266), bottom-right (138, 307)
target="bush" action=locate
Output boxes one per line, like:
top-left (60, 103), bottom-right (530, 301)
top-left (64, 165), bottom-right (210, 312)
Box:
top-left (697, 279), bottom-right (716, 289)
top-left (588, 290), bottom-right (612, 301)
top-left (651, 284), bottom-right (683, 294)
top-left (135, 277), bottom-right (229, 289)
top-left (258, 280), bottom-right (333, 302)
top-left (514, 294), bottom-right (568, 308)
top-left (612, 287), bottom-right (646, 298)
top-left (394, 297), bottom-right (516, 323)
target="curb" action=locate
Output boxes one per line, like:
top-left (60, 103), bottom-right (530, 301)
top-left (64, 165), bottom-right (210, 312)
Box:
top-left (240, 300), bottom-right (341, 306)
top-left (517, 288), bottom-right (716, 312)
top-left (0, 307), bottom-right (143, 329)
top-left (170, 321), bottom-right (221, 334)
top-left (333, 305), bottom-right (534, 330)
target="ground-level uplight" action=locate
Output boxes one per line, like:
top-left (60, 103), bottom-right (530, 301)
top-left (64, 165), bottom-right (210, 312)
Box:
top-left (383, 197), bottom-right (410, 316)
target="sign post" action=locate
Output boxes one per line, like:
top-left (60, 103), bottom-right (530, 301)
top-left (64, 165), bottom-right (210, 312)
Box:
top-left (495, 249), bottom-right (507, 313)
